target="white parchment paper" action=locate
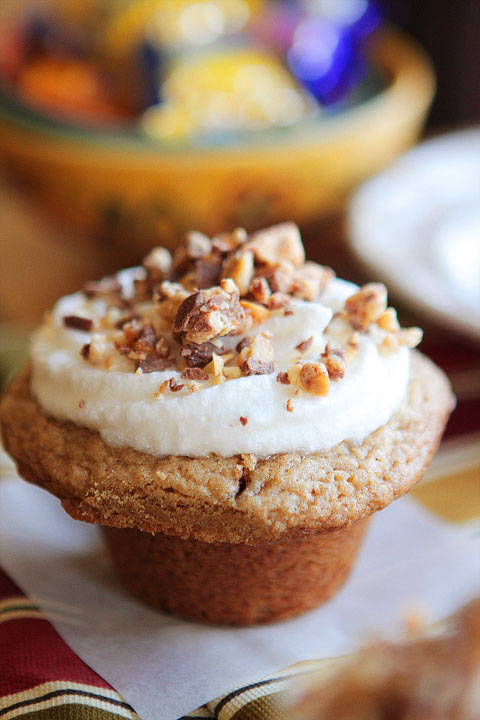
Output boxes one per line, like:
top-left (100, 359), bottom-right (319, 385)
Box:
top-left (0, 473), bottom-right (479, 720)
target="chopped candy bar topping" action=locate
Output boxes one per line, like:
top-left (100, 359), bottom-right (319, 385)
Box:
top-left (58, 223), bottom-right (420, 399)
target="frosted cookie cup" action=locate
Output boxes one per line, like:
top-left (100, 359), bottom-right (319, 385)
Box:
top-left (0, 224), bottom-right (454, 625)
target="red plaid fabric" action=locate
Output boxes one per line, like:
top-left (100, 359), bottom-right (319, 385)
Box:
top-left (0, 568), bottom-right (139, 718)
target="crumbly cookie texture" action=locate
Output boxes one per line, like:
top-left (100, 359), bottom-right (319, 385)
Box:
top-left (0, 353), bottom-right (453, 544)
top-left (288, 597), bottom-right (480, 719)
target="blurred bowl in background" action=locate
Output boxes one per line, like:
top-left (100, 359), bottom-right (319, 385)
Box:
top-left (0, 29), bottom-right (434, 261)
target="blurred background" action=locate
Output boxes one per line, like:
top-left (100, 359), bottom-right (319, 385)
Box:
top-left (0, 1), bottom-right (479, 468)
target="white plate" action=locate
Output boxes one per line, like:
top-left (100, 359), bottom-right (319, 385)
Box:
top-left (348, 127), bottom-right (480, 341)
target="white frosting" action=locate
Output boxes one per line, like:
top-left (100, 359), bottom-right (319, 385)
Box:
top-left (30, 276), bottom-right (410, 458)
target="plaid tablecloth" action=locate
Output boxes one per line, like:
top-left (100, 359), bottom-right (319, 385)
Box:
top-left (1, 336), bottom-right (479, 719)
top-left (0, 554), bottom-right (333, 720)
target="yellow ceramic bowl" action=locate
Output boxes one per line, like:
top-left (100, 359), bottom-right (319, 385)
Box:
top-left (0, 30), bottom-right (434, 257)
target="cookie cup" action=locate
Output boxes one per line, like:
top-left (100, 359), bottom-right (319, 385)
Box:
top-left (101, 518), bottom-right (370, 625)
top-left (0, 353), bottom-right (454, 625)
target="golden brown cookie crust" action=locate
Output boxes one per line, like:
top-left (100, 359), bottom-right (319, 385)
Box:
top-left (0, 353), bottom-right (453, 544)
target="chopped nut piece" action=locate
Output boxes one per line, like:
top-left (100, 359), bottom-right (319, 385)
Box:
top-left (133, 325), bottom-right (156, 355)
top-left (377, 307), bottom-right (400, 332)
top-left (380, 334), bottom-right (400, 353)
top-left (100, 307), bottom-right (124, 329)
top-left (277, 371), bottom-right (290, 385)
top-left (220, 278), bottom-right (239, 295)
top-left (133, 277), bottom-right (151, 301)
top-left (220, 249), bottom-right (254, 296)
top-left (321, 344), bottom-right (346, 381)
top-left (232, 227), bottom-right (248, 245)
top-left (171, 231), bottom-right (212, 278)
top-left (299, 362), bottom-right (330, 396)
top-left (238, 333), bottom-right (274, 375)
top-left (169, 378), bottom-right (185, 392)
top-left (204, 353), bottom-right (225, 376)
top-left (292, 262), bottom-right (334, 301)
top-left (259, 261), bottom-right (295, 294)
top-left (116, 344), bottom-right (131, 355)
top-left (267, 292), bottom-right (292, 310)
top-left (344, 283), bottom-right (388, 331)
top-left (78, 399), bottom-right (85, 408)
top-left (83, 276), bottom-right (122, 299)
top-left (212, 227), bottom-right (247, 253)
top-left (247, 222), bottom-right (305, 267)
top-left (127, 349), bottom-right (145, 361)
top-left (137, 355), bottom-right (174, 373)
top-left (348, 332), bottom-right (360, 349)
top-left (286, 363), bottom-right (302, 386)
top-left (180, 341), bottom-right (225, 368)
top-left (156, 281), bottom-right (188, 299)
top-left (286, 398), bottom-right (294, 413)
top-left (346, 331), bottom-right (360, 361)
top-left (184, 231), bottom-right (212, 259)
top-left (187, 382), bottom-right (202, 392)
top-left (236, 336), bottom-right (251, 352)
top-left (154, 380), bottom-right (169, 397)
top-left (90, 334), bottom-right (106, 363)
top-left (194, 257), bottom-right (223, 289)
top-left (249, 276), bottom-right (271, 304)
top-left (398, 327), bottom-right (423, 348)
top-left (122, 318), bottom-right (142, 344)
top-left (143, 246), bottom-right (172, 283)
top-left (181, 367), bottom-right (209, 381)
top-left (295, 336), bottom-right (314, 354)
top-left (240, 416), bottom-right (248, 426)
top-left (123, 319), bottom-right (168, 365)
top-left (240, 300), bottom-right (271, 326)
top-left (223, 366), bottom-right (242, 379)
top-left (155, 336), bottom-right (170, 358)
top-left (173, 286), bottom-right (245, 345)
top-left (63, 315), bottom-right (93, 332)
top-left (114, 313), bottom-right (137, 330)
top-left (381, 327), bottom-right (422, 354)
top-left (155, 282), bottom-right (191, 322)
top-left (81, 334), bottom-right (107, 365)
